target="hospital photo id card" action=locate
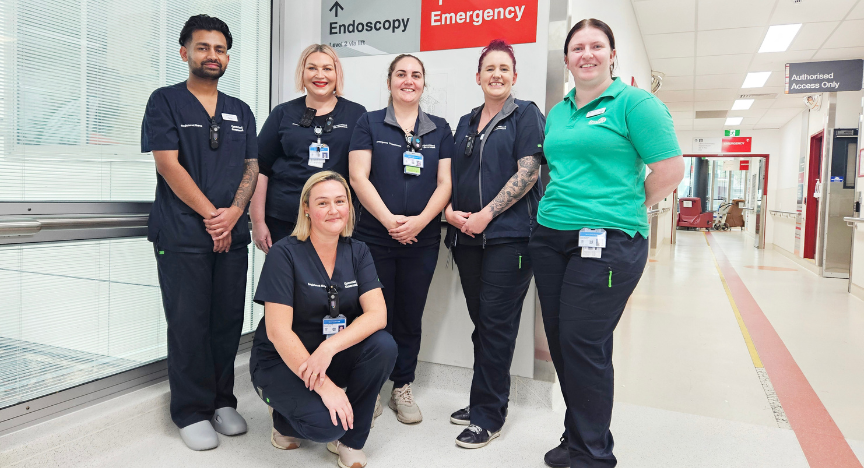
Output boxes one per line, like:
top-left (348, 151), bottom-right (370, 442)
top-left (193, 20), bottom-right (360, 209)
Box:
top-left (309, 143), bottom-right (330, 168)
top-left (403, 151), bottom-right (423, 176)
top-left (323, 314), bottom-right (347, 338)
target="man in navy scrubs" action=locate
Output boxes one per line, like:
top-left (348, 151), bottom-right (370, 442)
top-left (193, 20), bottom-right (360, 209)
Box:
top-left (141, 14), bottom-right (258, 451)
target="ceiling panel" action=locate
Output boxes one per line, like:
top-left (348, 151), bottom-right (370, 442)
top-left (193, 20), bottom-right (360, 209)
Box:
top-left (762, 107), bottom-right (807, 120)
top-left (696, 28), bottom-right (765, 56)
top-left (644, 32), bottom-right (697, 59)
top-left (822, 19), bottom-right (864, 48)
top-left (632, 0), bottom-right (697, 34)
top-left (789, 22), bottom-right (840, 51)
top-left (770, 97), bottom-right (808, 109)
top-left (728, 108), bottom-right (767, 119)
top-left (693, 118), bottom-right (727, 129)
top-left (674, 122), bottom-right (694, 131)
top-left (696, 54), bottom-right (752, 74)
top-left (650, 57), bottom-right (696, 76)
top-left (751, 100), bottom-right (775, 110)
top-left (754, 123), bottom-right (783, 129)
top-left (770, 0), bottom-right (858, 24)
top-left (660, 75), bottom-right (696, 90)
top-left (849, 0), bottom-right (864, 19)
top-left (664, 101), bottom-right (695, 111)
top-left (698, 0), bottom-right (774, 30)
top-left (695, 88), bottom-right (741, 101)
top-left (749, 50), bottom-right (816, 71)
top-left (811, 46), bottom-right (864, 60)
top-left (656, 89), bottom-right (696, 102)
top-left (694, 100), bottom-right (735, 110)
top-left (695, 73), bottom-right (745, 89)
top-left (671, 111), bottom-right (696, 119)
top-left (764, 72), bottom-right (785, 87)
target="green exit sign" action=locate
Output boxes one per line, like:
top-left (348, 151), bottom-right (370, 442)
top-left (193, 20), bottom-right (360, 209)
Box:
top-left (725, 129), bottom-right (740, 136)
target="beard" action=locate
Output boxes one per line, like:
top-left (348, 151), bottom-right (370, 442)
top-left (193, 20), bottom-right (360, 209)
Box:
top-left (190, 60), bottom-right (225, 80)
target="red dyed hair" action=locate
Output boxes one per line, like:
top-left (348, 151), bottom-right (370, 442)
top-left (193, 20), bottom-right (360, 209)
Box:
top-left (477, 39), bottom-right (516, 74)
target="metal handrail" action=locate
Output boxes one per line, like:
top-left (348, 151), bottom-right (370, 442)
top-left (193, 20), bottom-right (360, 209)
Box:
top-left (0, 214), bottom-right (149, 237)
top-left (647, 207), bottom-right (670, 219)
top-left (845, 217), bottom-right (864, 226)
top-left (769, 210), bottom-right (798, 219)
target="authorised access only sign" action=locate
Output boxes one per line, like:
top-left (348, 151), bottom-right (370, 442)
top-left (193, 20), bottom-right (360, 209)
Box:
top-left (785, 59), bottom-right (864, 94)
top-left (321, 0), bottom-right (537, 57)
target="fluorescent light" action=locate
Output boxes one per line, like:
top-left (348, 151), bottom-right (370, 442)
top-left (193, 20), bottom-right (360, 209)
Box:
top-left (725, 117), bottom-right (743, 126)
top-left (742, 72), bottom-right (771, 88)
top-left (732, 99), bottom-right (754, 110)
top-left (758, 24), bottom-right (801, 53)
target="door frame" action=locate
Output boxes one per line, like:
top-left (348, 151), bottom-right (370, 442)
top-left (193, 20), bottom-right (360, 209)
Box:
top-left (804, 130), bottom-right (824, 259)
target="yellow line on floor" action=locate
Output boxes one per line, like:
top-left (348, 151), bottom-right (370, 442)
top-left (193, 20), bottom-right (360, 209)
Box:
top-left (704, 232), bottom-right (764, 368)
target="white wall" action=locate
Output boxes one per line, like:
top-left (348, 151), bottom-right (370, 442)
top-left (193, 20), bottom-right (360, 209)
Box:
top-left (771, 111), bottom-right (808, 254)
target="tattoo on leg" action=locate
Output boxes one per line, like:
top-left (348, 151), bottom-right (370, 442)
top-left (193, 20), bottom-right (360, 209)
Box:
top-left (232, 159), bottom-right (259, 210)
top-left (488, 155), bottom-right (541, 218)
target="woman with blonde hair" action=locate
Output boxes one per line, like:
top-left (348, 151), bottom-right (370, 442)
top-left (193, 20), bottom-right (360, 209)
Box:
top-left (250, 171), bottom-right (396, 468)
top-left (251, 44), bottom-right (366, 253)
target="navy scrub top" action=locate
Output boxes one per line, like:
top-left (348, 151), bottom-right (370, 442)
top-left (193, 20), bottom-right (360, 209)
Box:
top-left (449, 95), bottom-right (545, 246)
top-left (348, 104), bottom-right (455, 248)
top-left (251, 236), bottom-right (382, 362)
top-left (258, 96), bottom-right (367, 223)
top-left (141, 81), bottom-right (257, 253)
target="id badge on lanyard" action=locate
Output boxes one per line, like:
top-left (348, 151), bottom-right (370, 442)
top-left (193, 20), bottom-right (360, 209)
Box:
top-left (403, 133), bottom-right (423, 176)
top-left (322, 284), bottom-right (346, 338)
top-left (309, 143), bottom-right (329, 168)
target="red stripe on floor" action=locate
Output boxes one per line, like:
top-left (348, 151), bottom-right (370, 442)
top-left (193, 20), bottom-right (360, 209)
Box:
top-left (706, 232), bottom-right (861, 468)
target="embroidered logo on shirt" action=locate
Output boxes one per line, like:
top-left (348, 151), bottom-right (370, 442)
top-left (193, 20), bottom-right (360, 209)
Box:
top-left (376, 140), bottom-right (402, 147)
top-left (588, 117), bottom-right (607, 125)
top-left (307, 282), bottom-right (326, 288)
top-left (493, 125), bottom-right (507, 131)
top-left (421, 144), bottom-right (436, 149)
top-left (231, 125), bottom-right (244, 132)
top-left (344, 280), bottom-right (358, 288)
top-left (333, 124), bottom-right (348, 129)
top-left (180, 124), bottom-right (203, 128)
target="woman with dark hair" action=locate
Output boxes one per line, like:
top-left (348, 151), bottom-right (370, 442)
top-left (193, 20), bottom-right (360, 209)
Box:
top-left (348, 54), bottom-right (454, 425)
top-left (444, 39), bottom-right (545, 449)
top-left (530, 19), bottom-right (683, 467)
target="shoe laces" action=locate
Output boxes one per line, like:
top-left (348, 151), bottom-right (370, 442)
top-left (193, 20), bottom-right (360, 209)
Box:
top-left (395, 384), bottom-right (415, 405)
top-left (467, 424), bottom-right (484, 434)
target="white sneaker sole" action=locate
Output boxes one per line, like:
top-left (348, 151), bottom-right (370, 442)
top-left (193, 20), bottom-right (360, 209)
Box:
top-left (389, 399), bottom-right (422, 424)
top-left (270, 430), bottom-right (300, 450)
top-left (450, 416), bottom-right (470, 425)
top-left (328, 442), bottom-right (367, 468)
top-left (455, 430), bottom-right (500, 449)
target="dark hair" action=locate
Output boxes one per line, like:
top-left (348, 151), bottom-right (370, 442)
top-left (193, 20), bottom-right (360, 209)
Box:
top-left (478, 39), bottom-right (516, 73)
top-left (564, 18), bottom-right (616, 76)
top-left (387, 54), bottom-right (426, 104)
top-left (179, 14), bottom-right (233, 50)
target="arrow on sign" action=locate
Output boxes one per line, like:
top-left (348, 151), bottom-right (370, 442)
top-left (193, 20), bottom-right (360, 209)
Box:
top-left (329, 1), bottom-right (344, 17)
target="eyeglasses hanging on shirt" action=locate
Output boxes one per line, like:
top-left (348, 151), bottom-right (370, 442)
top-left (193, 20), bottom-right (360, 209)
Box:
top-left (300, 107), bottom-right (335, 169)
top-left (403, 131), bottom-right (423, 176)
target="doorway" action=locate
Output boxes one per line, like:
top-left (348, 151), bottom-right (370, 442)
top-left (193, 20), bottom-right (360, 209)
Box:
top-left (803, 131), bottom-right (823, 259)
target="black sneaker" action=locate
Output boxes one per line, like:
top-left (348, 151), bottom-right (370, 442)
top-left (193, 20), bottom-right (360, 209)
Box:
top-left (544, 436), bottom-right (569, 468)
top-left (450, 406), bottom-right (470, 425)
top-left (455, 424), bottom-right (500, 449)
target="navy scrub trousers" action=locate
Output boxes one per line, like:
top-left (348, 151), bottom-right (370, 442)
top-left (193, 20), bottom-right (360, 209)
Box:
top-left (451, 241), bottom-right (533, 431)
top-left (528, 227), bottom-right (648, 467)
top-left (154, 246), bottom-right (249, 429)
top-left (251, 330), bottom-right (397, 449)
top-left (366, 243), bottom-right (439, 388)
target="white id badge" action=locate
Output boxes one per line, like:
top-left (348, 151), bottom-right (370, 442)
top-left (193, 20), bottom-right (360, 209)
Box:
top-left (323, 314), bottom-right (347, 338)
top-left (403, 151), bottom-right (423, 168)
top-left (581, 247), bottom-right (602, 258)
top-left (578, 228), bottom-right (607, 248)
top-left (308, 143), bottom-right (327, 168)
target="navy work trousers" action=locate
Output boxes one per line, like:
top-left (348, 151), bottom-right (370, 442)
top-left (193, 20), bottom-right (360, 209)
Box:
top-left (366, 243), bottom-right (439, 387)
top-left (154, 245), bottom-right (248, 429)
top-left (250, 330), bottom-right (397, 449)
top-left (265, 215), bottom-right (295, 244)
top-left (529, 227), bottom-right (648, 468)
top-left (452, 241), bottom-right (533, 432)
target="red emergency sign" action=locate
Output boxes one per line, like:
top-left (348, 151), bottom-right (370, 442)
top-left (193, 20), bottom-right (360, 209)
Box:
top-left (420, 0), bottom-right (538, 52)
top-left (739, 160), bottom-right (750, 171)
top-left (722, 137), bottom-right (752, 153)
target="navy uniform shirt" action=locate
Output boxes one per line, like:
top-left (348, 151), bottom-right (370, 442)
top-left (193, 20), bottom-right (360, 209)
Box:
top-left (251, 236), bottom-right (382, 363)
top-left (349, 105), bottom-right (455, 248)
top-left (448, 95), bottom-right (545, 246)
top-left (258, 96), bottom-right (366, 223)
top-left (141, 81), bottom-right (257, 253)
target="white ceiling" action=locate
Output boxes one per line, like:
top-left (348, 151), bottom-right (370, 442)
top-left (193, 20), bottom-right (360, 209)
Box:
top-left (632, 0), bottom-right (864, 131)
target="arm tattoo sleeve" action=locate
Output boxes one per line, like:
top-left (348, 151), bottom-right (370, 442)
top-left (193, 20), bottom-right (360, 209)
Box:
top-left (232, 159), bottom-right (259, 210)
top-left (487, 154), bottom-right (541, 218)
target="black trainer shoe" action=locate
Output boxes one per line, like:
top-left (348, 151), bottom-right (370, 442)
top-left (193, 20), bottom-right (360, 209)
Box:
top-left (450, 406), bottom-right (470, 425)
top-left (544, 436), bottom-right (569, 468)
top-left (455, 424), bottom-right (500, 449)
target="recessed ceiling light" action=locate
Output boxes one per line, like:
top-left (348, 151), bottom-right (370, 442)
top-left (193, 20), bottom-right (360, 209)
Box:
top-left (758, 24), bottom-right (802, 53)
top-left (732, 99), bottom-right (754, 110)
top-left (726, 117), bottom-right (743, 126)
top-left (742, 72), bottom-right (771, 88)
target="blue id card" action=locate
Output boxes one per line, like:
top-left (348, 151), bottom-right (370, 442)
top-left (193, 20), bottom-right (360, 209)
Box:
top-left (323, 314), bottom-right (347, 338)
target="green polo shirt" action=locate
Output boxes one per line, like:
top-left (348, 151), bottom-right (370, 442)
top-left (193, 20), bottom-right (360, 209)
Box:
top-left (539, 78), bottom-right (681, 238)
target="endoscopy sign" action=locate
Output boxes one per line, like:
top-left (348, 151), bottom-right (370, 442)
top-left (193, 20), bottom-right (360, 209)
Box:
top-left (785, 59), bottom-right (864, 94)
top-left (321, 0), bottom-right (538, 58)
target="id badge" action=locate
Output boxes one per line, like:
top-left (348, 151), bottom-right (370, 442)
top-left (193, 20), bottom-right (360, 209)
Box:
top-left (581, 247), bottom-right (602, 258)
top-left (403, 151), bottom-right (423, 168)
top-left (308, 143), bottom-right (327, 168)
top-left (578, 228), bottom-right (607, 248)
top-left (323, 314), bottom-right (347, 338)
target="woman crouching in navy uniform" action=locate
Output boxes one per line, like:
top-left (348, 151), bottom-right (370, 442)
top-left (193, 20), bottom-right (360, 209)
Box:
top-left (250, 171), bottom-right (397, 468)
top-left (348, 54), bottom-right (454, 425)
top-left (444, 39), bottom-right (546, 449)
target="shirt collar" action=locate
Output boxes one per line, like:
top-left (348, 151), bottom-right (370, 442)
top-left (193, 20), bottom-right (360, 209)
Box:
top-left (565, 77), bottom-right (626, 108)
top-left (469, 94), bottom-right (518, 124)
top-left (384, 102), bottom-right (437, 137)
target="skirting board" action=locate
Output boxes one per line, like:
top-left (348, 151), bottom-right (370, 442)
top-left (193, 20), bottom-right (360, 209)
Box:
top-left (769, 243), bottom-right (821, 276)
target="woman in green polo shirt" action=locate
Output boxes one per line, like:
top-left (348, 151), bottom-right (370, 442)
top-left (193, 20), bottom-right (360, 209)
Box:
top-left (529, 18), bottom-right (684, 468)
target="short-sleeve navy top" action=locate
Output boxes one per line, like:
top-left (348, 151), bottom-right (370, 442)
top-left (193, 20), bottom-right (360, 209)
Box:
top-left (348, 105), bottom-right (455, 248)
top-left (141, 81), bottom-right (257, 253)
top-left (257, 96), bottom-right (366, 223)
top-left (251, 236), bottom-right (382, 364)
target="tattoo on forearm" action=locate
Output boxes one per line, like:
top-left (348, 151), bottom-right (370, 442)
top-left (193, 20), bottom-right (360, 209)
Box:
top-left (487, 155), bottom-right (540, 218)
top-left (232, 159), bottom-right (259, 210)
